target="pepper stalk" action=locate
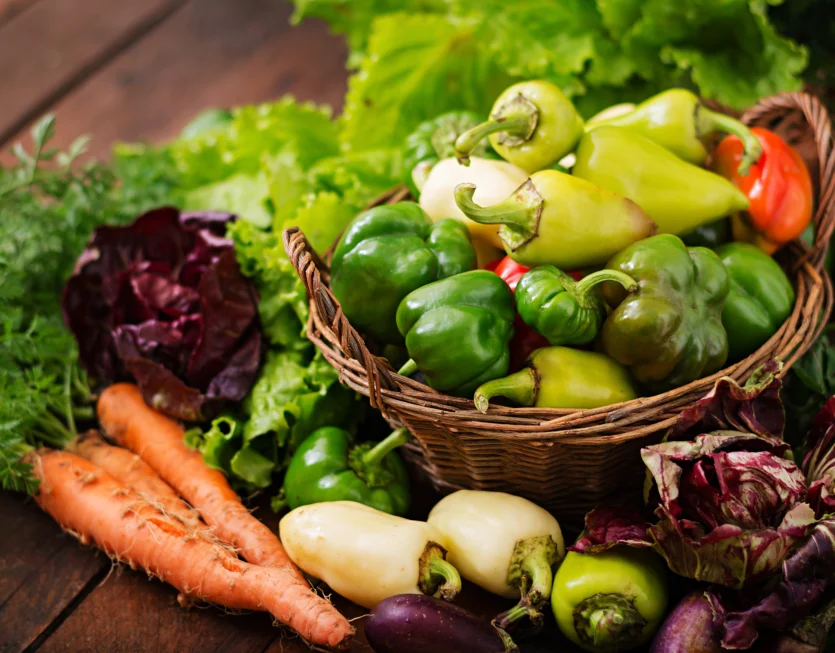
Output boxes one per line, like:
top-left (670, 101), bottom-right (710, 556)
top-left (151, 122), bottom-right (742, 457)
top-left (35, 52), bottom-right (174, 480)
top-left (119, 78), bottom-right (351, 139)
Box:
top-left (493, 535), bottom-right (561, 632)
top-left (454, 180), bottom-right (544, 252)
top-left (455, 94), bottom-right (539, 167)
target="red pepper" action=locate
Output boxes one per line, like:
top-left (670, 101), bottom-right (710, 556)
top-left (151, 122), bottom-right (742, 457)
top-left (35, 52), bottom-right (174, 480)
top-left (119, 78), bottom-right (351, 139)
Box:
top-left (485, 256), bottom-right (589, 370)
top-left (711, 127), bottom-right (813, 255)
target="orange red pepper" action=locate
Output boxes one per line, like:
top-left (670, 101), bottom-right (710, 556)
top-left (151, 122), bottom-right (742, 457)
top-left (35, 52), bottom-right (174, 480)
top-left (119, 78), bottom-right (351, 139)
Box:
top-left (711, 127), bottom-right (813, 255)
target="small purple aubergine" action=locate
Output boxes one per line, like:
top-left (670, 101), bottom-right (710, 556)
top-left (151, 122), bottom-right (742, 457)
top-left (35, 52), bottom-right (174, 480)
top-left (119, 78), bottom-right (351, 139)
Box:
top-left (650, 591), bottom-right (722, 653)
top-left (365, 594), bottom-right (517, 653)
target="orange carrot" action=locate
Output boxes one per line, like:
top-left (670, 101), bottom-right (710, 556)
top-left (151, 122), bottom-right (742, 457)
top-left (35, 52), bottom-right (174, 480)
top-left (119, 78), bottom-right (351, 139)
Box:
top-left (70, 430), bottom-right (200, 529)
top-left (32, 449), bottom-right (354, 649)
top-left (97, 384), bottom-right (304, 581)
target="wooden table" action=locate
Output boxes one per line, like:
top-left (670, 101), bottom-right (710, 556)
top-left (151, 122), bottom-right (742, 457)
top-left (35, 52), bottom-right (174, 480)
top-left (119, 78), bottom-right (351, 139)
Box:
top-left (0, 2), bottom-right (595, 651)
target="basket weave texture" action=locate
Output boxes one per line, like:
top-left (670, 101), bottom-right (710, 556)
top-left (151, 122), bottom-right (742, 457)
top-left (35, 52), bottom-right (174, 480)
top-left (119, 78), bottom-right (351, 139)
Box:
top-left (284, 92), bottom-right (835, 525)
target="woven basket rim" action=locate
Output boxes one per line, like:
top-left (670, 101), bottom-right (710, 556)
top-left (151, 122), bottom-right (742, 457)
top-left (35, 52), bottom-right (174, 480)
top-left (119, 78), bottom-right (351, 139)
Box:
top-left (283, 91), bottom-right (835, 441)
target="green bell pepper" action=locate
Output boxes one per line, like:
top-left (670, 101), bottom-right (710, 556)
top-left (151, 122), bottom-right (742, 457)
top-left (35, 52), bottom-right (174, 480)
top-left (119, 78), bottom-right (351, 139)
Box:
top-left (331, 202), bottom-right (477, 345)
top-left (474, 346), bottom-right (637, 413)
top-left (282, 426), bottom-right (411, 516)
top-left (601, 234), bottom-right (730, 391)
top-left (396, 270), bottom-right (515, 397)
top-left (516, 266), bottom-right (637, 346)
top-left (403, 110), bottom-right (498, 196)
top-left (552, 548), bottom-right (668, 652)
top-left (715, 242), bottom-right (795, 363)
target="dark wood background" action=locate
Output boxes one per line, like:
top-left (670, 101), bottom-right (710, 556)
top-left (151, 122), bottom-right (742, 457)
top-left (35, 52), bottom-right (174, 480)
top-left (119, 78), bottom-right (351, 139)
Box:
top-left (0, 1), bottom-right (590, 651)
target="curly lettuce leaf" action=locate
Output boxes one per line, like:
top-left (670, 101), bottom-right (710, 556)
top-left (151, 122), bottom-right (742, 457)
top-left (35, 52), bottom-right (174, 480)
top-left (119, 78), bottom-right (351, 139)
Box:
top-left (183, 172), bottom-right (272, 228)
top-left (291, 0), bottom-right (446, 58)
top-left (340, 13), bottom-right (513, 152)
top-left (171, 97), bottom-right (339, 188)
top-left (228, 220), bottom-right (309, 351)
top-left (599, 0), bottom-right (808, 109)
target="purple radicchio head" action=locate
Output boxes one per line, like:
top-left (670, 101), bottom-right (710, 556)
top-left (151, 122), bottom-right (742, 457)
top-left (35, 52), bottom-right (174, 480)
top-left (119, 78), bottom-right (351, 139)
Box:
top-left (62, 207), bottom-right (262, 421)
top-left (642, 431), bottom-right (815, 588)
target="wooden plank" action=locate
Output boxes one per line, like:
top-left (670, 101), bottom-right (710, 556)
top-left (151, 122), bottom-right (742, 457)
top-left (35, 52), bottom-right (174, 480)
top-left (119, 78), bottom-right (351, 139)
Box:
top-left (1, 0), bottom-right (348, 161)
top-left (0, 0), bottom-right (37, 27)
top-left (0, 494), bottom-right (108, 653)
top-left (35, 570), bottom-right (278, 653)
top-left (0, 0), bottom-right (186, 147)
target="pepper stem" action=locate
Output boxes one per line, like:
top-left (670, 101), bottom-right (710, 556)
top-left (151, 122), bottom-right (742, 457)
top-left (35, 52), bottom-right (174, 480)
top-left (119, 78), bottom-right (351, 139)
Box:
top-left (360, 428), bottom-right (410, 468)
top-left (573, 269), bottom-right (637, 303)
top-left (454, 94), bottom-right (539, 166)
top-left (493, 535), bottom-right (561, 633)
top-left (454, 179), bottom-right (543, 252)
top-left (573, 593), bottom-right (647, 650)
top-left (697, 106), bottom-right (763, 176)
top-left (398, 359), bottom-right (418, 377)
top-left (418, 542), bottom-right (462, 601)
top-left (474, 368), bottom-right (539, 414)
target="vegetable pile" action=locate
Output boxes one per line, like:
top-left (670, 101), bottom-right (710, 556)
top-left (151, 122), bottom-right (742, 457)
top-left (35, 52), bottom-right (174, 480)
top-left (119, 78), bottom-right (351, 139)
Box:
top-left (4, 2), bottom-right (835, 651)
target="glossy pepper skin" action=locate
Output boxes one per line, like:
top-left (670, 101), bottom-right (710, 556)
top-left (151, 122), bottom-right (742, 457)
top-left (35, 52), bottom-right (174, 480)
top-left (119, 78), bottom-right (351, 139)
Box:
top-left (454, 80), bottom-right (584, 173)
top-left (403, 111), bottom-right (498, 196)
top-left (601, 234), bottom-right (730, 391)
top-left (587, 89), bottom-right (762, 175)
top-left (282, 427), bottom-right (411, 516)
top-left (516, 266), bottom-right (637, 346)
top-left (396, 270), bottom-right (515, 397)
top-left (455, 169), bottom-right (656, 269)
top-left (715, 243), bottom-right (795, 363)
top-left (331, 202), bottom-right (477, 345)
top-left (552, 548), bottom-right (668, 653)
top-left (711, 127), bottom-right (814, 255)
top-left (486, 256), bottom-right (551, 371)
top-left (573, 126), bottom-right (750, 236)
top-left (474, 346), bottom-right (636, 413)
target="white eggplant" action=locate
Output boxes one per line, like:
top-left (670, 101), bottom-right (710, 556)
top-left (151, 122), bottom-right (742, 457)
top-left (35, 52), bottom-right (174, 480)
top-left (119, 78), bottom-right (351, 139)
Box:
top-left (279, 501), bottom-right (461, 609)
top-left (428, 490), bottom-right (564, 629)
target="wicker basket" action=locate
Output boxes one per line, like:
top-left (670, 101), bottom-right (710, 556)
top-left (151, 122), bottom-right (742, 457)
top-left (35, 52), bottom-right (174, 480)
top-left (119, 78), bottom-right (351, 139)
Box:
top-left (284, 92), bottom-right (835, 526)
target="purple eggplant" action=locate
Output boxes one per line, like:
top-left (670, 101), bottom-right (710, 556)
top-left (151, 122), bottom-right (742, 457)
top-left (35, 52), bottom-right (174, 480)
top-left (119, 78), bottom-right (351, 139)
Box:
top-left (650, 591), bottom-right (722, 653)
top-left (365, 594), bottom-right (517, 653)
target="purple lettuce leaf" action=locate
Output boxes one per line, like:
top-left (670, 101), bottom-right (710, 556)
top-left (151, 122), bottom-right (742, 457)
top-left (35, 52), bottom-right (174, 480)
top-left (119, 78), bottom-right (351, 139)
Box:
top-left (63, 207), bottom-right (262, 421)
top-left (570, 506), bottom-right (654, 553)
top-left (707, 516), bottom-right (835, 649)
top-left (668, 359), bottom-right (785, 444)
top-left (803, 397), bottom-right (835, 518)
top-left (650, 501), bottom-right (815, 589)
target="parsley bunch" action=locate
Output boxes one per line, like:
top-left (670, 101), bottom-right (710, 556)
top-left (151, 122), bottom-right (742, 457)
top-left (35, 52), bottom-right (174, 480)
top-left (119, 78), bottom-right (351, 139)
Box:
top-left (0, 116), bottom-right (179, 492)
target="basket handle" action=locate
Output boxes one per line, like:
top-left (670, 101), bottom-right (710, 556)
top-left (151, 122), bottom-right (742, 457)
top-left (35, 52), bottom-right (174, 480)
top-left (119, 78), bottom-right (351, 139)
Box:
top-left (742, 92), bottom-right (835, 270)
top-left (283, 226), bottom-right (400, 410)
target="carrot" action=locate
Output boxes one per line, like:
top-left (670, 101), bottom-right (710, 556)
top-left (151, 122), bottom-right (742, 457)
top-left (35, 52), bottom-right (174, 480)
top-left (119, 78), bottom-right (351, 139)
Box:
top-left (69, 430), bottom-right (200, 529)
top-left (97, 384), bottom-right (303, 581)
top-left (31, 449), bottom-right (354, 649)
